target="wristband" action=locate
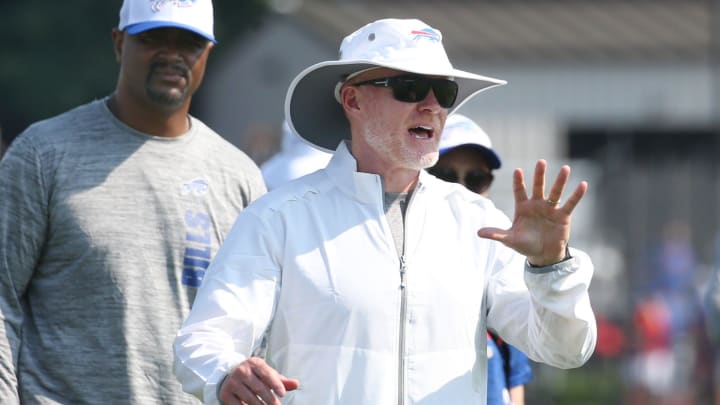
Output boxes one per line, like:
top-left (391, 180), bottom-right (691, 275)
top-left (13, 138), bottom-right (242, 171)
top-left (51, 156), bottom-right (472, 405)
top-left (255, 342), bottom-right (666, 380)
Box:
top-left (528, 244), bottom-right (571, 268)
top-left (217, 373), bottom-right (229, 403)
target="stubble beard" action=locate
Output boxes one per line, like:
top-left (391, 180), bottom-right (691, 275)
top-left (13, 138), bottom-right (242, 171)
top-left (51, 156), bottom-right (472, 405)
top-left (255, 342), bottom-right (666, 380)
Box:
top-left (419, 151), bottom-right (439, 169)
top-left (361, 122), bottom-right (437, 171)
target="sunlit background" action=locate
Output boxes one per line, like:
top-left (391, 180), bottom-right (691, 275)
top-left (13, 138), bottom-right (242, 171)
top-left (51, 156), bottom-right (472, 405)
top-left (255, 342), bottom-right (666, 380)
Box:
top-left (2, 1), bottom-right (718, 404)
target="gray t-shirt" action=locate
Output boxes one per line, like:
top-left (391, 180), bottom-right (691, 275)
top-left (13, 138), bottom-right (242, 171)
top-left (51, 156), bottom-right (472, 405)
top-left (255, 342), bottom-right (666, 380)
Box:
top-left (383, 191), bottom-right (411, 257)
top-left (0, 98), bottom-right (266, 404)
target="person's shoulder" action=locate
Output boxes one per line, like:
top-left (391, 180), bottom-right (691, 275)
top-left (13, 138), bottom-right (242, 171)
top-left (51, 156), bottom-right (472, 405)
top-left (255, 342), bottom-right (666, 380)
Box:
top-left (191, 118), bottom-right (240, 150)
top-left (246, 170), bottom-right (331, 217)
top-left (19, 99), bottom-right (103, 142)
top-left (9, 100), bottom-right (105, 158)
top-left (261, 150), bottom-right (331, 191)
top-left (260, 150), bottom-right (293, 190)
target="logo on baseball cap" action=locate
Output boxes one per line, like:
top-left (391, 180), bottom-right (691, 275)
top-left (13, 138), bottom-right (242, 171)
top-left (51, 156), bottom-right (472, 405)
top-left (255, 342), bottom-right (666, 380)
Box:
top-left (118, 0), bottom-right (216, 43)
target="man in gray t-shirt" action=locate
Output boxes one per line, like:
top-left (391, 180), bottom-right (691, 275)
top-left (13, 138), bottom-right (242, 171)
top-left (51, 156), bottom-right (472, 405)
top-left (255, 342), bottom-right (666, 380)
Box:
top-left (0, 1), bottom-right (266, 404)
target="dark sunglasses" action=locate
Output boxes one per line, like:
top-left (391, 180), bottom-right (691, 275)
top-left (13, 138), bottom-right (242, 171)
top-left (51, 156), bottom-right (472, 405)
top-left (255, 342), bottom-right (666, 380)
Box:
top-left (428, 167), bottom-right (494, 193)
top-left (353, 74), bottom-right (459, 109)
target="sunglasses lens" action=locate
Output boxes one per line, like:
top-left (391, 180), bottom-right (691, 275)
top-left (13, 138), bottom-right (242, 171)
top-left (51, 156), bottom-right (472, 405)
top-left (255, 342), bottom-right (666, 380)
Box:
top-left (431, 80), bottom-right (459, 108)
top-left (465, 170), bottom-right (493, 193)
top-left (357, 75), bottom-right (459, 108)
top-left (390, 77), bottom-right (458, 108)
top-left (429, 167), bottom-right (458, 183)
top-left (392, 76), bottom-right (432, 103)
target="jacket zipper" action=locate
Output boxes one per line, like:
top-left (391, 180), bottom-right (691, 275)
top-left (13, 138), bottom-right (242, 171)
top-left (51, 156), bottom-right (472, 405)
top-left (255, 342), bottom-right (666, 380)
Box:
top-left (397, 184), bottom-right (420, 405)
top-left (398, 254), bottom-right (408, 405)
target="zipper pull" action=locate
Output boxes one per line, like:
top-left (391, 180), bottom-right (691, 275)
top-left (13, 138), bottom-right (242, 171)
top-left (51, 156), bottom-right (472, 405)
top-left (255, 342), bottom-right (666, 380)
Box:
top-left (400, 255), bottom-right (407, 289)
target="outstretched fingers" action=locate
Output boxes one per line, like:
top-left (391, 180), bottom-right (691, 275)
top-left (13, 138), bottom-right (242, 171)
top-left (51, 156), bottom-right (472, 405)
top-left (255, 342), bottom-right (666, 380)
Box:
top-left (560, 180), bottom-right (588, 214)
top-left (531, 160), bottom-right (548, 200)
top-left (546, 165), bottom-right (570, 205)
top-left (512, 168), bottom-right (529, 204)
top-left (477, 226), bottom-right (510, 243)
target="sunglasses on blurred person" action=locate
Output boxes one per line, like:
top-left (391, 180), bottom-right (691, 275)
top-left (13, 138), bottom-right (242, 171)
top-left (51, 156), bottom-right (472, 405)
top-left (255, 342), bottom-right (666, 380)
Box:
top-left (428, 167), bottom-right (494, 194)
top-left (353, 74), bottom-right (459, 108)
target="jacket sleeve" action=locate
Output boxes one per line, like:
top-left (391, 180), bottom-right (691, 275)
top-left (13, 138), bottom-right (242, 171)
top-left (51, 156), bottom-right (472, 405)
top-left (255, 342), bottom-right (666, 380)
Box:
top-left (0, 135), bottom-right (49, 402)
top-left (173, 208), bottom-right (280, 404)
top-left (486, 246), bottom-right (597, 369)
top-left (705, 266), bottom-right (720, 344)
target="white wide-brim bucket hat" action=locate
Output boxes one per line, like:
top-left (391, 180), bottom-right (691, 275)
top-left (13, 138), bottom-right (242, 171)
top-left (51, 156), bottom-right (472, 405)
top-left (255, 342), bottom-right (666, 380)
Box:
top-left (285, 18), bottom-right (507, 153)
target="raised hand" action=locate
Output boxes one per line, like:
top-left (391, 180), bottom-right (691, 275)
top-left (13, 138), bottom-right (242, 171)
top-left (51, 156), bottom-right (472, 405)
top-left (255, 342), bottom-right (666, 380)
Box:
top-left (219, 357), bottom-right (300, 405)
top-left (477, 160), bottom-right (588, 266)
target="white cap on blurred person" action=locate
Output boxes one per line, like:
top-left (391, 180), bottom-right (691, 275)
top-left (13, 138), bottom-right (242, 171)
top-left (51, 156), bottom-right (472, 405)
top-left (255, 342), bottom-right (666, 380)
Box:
top-left (440, 114), bottom-right (501, 169)
top-left (119, 0), bottom-right (216, 43)
top-left (285, 18), bottom-right (506, 153)
top-left (261, 121), bottom-right (332, 190)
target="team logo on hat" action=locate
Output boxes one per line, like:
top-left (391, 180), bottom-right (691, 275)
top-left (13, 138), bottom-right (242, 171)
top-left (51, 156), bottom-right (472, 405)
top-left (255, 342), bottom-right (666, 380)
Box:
top-left (411, 28), bottom-right (441, 42)
top-left (151, 0), bottom-right (196, 12)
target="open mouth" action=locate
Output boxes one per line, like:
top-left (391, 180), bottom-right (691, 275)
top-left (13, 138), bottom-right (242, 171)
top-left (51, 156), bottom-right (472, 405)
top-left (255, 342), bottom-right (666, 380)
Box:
top-left (409, 125), bottom-right (434, 139)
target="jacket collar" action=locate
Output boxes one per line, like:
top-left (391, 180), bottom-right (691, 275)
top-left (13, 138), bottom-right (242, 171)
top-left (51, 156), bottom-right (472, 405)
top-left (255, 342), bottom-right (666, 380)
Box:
top-left (325, 141), bottom-right (383, 204)
top-left (325, 141), bottom-right (454, 204)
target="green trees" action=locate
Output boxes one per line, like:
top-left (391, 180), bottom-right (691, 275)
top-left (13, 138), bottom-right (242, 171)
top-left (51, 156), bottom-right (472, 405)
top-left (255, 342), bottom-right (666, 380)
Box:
top-left (0, 1), bottom-right (267, 144)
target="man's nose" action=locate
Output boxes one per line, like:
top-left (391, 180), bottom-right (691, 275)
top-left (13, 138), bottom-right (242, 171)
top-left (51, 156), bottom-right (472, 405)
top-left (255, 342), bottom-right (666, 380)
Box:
top-left (417, 89), bottom-right (444, 113)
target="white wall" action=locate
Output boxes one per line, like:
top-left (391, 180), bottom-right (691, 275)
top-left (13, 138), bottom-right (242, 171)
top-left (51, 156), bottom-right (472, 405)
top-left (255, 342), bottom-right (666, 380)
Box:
top-left (201, 16), bottom-right (336, 148)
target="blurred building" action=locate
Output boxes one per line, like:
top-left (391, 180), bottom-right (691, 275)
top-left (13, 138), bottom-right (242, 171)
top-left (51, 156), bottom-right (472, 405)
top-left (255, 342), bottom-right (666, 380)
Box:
top-left (199, 1), bottom-right (718, 402)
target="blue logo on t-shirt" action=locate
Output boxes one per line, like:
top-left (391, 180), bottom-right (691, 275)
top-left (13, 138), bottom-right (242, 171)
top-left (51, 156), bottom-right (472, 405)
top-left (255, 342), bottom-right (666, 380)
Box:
top-left (182, 210), bottom-right (212, 287)
top-left (181, 178), bottom-right (209, 196)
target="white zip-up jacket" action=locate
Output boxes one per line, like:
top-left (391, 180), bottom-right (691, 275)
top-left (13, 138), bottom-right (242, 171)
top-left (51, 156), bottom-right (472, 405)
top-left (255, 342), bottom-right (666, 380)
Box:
top-left (174, 142), bottom-right (597, 405)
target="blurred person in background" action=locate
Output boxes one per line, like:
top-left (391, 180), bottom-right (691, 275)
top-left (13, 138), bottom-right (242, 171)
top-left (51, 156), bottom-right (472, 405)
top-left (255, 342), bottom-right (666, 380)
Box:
top-left (627, 220), bottom-right (707, 405)
top-left (173, 18), bottom-right (596, 405)
top-left (429, 113), bottom-right (533, 405)
top-left (705, 237), bottom-right (720, 344)
top-left (260, 120), bottom-right (331, 190)
top-left (705, 241), bottom-right (720, 404)
top-left (428, 113), bottom-right (499, 197)
top-left (0, 0), bottom-right (266, 403)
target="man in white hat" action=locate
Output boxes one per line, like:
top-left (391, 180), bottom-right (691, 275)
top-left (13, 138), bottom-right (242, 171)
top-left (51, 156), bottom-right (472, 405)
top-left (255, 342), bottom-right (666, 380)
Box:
top-left (0, 0), bottom-right (266, 403)
top-left (174, 18), bottom-right (597, 405)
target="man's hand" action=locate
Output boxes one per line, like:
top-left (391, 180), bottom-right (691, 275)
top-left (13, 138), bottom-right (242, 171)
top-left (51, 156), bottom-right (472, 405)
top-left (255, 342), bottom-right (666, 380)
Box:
top-left (219, 357), bottom-right (300, 405)
top-left (477, 160), bottom-right (587, 266)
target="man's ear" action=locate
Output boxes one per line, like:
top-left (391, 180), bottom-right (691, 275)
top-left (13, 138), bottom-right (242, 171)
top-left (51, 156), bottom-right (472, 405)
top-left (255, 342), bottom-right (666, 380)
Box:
top-left (111, 28), bottom-right (124, 63)
top-left (340, 85), bottom-right (360, 112)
